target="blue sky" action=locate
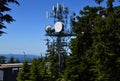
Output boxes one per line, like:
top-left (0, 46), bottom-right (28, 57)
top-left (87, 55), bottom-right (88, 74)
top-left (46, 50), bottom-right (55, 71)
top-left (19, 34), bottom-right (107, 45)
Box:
top-left (0, 0), bottom-right (119, 55)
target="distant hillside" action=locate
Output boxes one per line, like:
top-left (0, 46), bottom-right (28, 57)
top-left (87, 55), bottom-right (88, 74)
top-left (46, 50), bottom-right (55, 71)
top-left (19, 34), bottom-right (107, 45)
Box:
top-left (0, 54), bottom-right (40, 63)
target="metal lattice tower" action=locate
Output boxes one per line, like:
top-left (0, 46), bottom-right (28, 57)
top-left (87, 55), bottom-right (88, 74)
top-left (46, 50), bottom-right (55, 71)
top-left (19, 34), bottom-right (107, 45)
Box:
top-left (45, 3), bottom-right (75, 73)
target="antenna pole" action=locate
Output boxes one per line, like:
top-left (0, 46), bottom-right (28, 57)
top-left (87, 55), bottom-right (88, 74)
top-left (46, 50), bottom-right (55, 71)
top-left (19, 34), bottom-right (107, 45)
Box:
top-left (46, 11), bottom-right (49, 19)
top-left (23, 51), bottom-right (26, 61)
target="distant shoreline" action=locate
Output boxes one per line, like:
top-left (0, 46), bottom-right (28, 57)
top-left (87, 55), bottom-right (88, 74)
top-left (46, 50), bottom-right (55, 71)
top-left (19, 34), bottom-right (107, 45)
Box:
top-left (0, 54), bottom-right (40, 63)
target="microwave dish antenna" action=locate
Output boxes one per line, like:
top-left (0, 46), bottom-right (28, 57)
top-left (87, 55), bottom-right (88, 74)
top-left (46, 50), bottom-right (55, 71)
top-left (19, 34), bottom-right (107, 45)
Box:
top-left (54, 21), bottom-right (63, 33)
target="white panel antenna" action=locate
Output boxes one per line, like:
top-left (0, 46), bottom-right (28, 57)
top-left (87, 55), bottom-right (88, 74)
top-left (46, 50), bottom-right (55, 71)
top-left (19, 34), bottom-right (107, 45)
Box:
top-left (46, 11), bottom-right (49, 19)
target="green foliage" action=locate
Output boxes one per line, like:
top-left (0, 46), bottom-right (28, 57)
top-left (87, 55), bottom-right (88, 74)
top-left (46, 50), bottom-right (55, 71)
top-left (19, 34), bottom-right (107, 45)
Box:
top-left (48, 49), bottom-right (59, 77)
top-left (8, 56), bottom-right (15, 63)
top-left (0, 0), bottom-right (19, 36)
top-left (94, 0), bottom-right (104, 4)
top-left (17, 58), bottom-right (55, 81)
top-left (63, 1), bottom-right (120, 81)
top-left (30, 58), bottom-right (43, 81)
top-left (15, 59), bottom-right (20, 63)
top-left (17, 61), bottom-right (31, 81)
top-left (0, 56), bottom-right (6, 64)
top-left (8, 56), bottom-right (20, 63)
top-left (44, 49), bottom-right (59, 81)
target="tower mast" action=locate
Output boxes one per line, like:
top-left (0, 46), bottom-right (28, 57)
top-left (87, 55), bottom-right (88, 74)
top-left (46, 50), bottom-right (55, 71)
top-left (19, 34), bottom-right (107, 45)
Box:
top-left (45, 3), bottom-right (75, 73)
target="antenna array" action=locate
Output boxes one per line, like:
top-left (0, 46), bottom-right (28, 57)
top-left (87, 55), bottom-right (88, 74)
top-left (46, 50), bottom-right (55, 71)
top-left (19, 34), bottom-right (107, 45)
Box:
top-left (45, 3), bottom-right (75, 73)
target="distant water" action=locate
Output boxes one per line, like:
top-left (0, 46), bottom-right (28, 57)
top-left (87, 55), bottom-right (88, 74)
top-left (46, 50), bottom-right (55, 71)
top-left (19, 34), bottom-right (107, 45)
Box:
top-left (0, 54), bottom-right (40, 63)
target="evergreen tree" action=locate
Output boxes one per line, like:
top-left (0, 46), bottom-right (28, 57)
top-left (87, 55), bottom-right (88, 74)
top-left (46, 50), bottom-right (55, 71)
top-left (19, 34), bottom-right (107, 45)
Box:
top-left (0, 0), bottom-right (19, 35)
top-left (15, 59), bottom-right (20, 63)
top-left (45, 47), bottom-right (61, 81)
top-left (63, 0), bottom-right (120, 81)
top-left (39, 57), bottom-right (53, 81)
top-left (94, 0), bottom-right (103, 4)
top-left (0, 56), bottom-right (6, 64)
top-left (17, 61), bottom-right (31, 81)
top-left (8, 56), bottom-right (15, 63)
top-left (30, 58), bottom-right (43, 81)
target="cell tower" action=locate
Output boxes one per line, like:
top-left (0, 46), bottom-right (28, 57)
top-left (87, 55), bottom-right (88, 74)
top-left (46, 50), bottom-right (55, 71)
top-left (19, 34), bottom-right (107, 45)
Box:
top-left (45, 3), bottom-right (75, 73)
